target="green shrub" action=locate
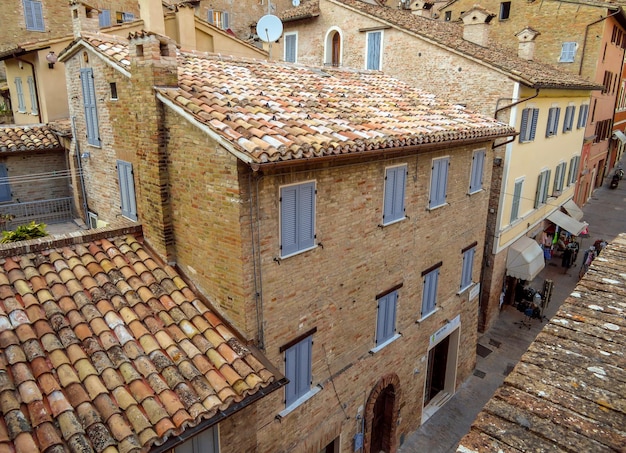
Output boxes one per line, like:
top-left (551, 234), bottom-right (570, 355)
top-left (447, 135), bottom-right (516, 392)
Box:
top-left (1, 221), bottom-right (48, 243)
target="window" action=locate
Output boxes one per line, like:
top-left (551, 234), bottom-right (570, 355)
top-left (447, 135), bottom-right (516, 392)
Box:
top-left (618, 81), bottom-right (626, 111)
top-left (116, 12), bottom-right (135, 23)
top-left (14, 78), bottom-right (26, 113)
top-left (0, 164), bottom-right (11, 202)
top-left (175, 426), bottom-right (219, 453)
top-left (519, 107), bottom-right (539, 142)
top-left (546, 107), bottom-right (561, 137)
top-left (375, 290), bottom-right (398, 346)
top-left (469, 149), bottom-right (485, 193)
top-left (23, 0), bottom-right (44, 31)
top-left (534, 169), bottom-right (551, 208)
top-left (117, 160), bottom-right (137, 221)
top-left (568, 155), bottom-right (580, 186)
top-left (99, 9), bottom-right (111, 27)
top-left (602, 71), bottom-right (615, 94)
top-left (421, 266), bottom-right (440, 318)
top-left (460, 245), bottom-right (476, 291)
top-left (284, 33), bottom-right (297, 63)
top-left (110, 83), bottom-right (118, 100)
top-left (444, 11), bottom-right (452, 21)
top-left (594, 119), bottom-right (612, 143)
top-left (280, 181), bottom-right (316, 257)
top-left (208, 10), bottom-right (229, 30)
top-left (26, 76), bottom-right (37, 115)
top-left (429, 157), bottom-right (449, 209)
top-left (499, 2), bottom-right (511, 20)
top-left (553, 162), bottom-right (567, 193)
top-left (510, 179), bottom-right (523, 222)
top-left (383, 165), bottom-right (406, 225)
top-left (80, 68), bottom-right (100, 147)
top-left (559, 42), bottom-right (576, 63)
top-left (284, 335), bottom-right (312, 408)
top-left (366, 31), bottom-right (382, 70)
top-left (562, 105), bottom-right (575, 132)
top-left (577, 104), bottom-right (589, 129)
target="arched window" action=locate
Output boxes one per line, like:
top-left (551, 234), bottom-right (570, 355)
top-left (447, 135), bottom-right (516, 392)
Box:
top-left (324, 27), bottom-right (342, 67)
top-left (331, 32), bottom-right (341, 66)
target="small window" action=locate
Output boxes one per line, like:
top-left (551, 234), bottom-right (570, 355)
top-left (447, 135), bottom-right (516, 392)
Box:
top-left (553, 162), bottom-right (567, 193)
top-left (559, 42), bottom-right (577, 63)
top-left (444, 11), bottom-right (452, 21)
top-left (208, 10), bottom-right (229, 30)
top-left (562, 105), bottom-right (575, 132)
top-left (376, 290), bottom-right (398, 346)
top-left (110, 83), bottom-right (118, 100)
top-left (366, 31), bottom-right (382, 71)
top-left (469, 149), bottom-right (485, 193)
top-left (382, 165), bottom-right (407, 225)
top-left (499, 1), bottom-right (511, 20)
top-left (429, 157), bottom-right (449, 209)
top-left (284, 336), bottom-right (312, 408)
top-left (519, 107), bottom-right (539, 142)
top-left (0, 164), bottom-right (11, 202)
top-left (568, 155), bottom-right (580, 186)
top-left (116, 11), bottom-right (134, 23)
top-left (14, 78), bottom-right (26, 113)
top-left (284, 32), bottom-right (297, 63)
top-left (534, 169), bottom-right (551, 208)
top-left (23, 0), bottom-right (44, 32)
top-left (26, 76), bottom-right (37, 115)
top-left (99, 9), bottom-right (111, 27)
top-left (421, 267), bottom-right (440, 318)
top-left (175, 425), bottom-right (219, 453)
top-left (510, 179), bottom-right (523, 222)
top-left (577, 104), bottom-right (589, 129)
top-left (280, 181), bottom-right (316, 258)
top-left (460, 246), bottom-right (475, 291)
top-left (546, 107), bottom-right (561, 137)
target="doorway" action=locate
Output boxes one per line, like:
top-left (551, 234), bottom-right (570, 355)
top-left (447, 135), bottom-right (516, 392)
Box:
top-left (422, 327), bottom-right (460, 422)
top-left (364, 373), bottom-right (400, 453)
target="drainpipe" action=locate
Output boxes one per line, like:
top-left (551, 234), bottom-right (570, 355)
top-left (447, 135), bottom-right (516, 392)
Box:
top-left (579, 7), bottom-right (622, 76)
top-left (14, 55), bottom-right (42, 123)
top-left (248, 172), bottom-right (265, 350)
top-left (493, 88), bottom-right (540, 120)
top-left (71, 116), bottom-right (90, 225)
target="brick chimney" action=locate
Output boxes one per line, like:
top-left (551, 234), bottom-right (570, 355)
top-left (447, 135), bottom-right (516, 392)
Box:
top-left (515, 27), bottom-right (540, 61)
top-left (138, 0), bottom-right (166, 36)
top-left (69, 1), bottom-right (100, 38)
top-left (409, 0), bottom-right (434, 18)
top-left (175, 3), bottom-right (197, 51)
top-left (460, 6), bottom-right (495, 47)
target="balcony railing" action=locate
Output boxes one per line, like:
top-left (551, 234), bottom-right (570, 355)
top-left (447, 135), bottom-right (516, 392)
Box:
top-left (1, 197), bottom-right (73, 231)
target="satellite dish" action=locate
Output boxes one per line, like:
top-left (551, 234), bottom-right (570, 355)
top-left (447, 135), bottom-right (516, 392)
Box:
top-left (292, 0), bottom-right (300, 6)
top-left (256, 14), bottom-right (283, 42)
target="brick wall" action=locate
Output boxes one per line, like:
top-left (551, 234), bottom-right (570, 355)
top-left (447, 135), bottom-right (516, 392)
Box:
top-left (0, 151), bottom-right (69, 203)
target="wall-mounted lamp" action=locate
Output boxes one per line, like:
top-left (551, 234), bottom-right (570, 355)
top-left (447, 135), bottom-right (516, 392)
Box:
top-left (80, 152), bottom-right (90, 159)
top-left (46, 51), bottom-right (58, 69)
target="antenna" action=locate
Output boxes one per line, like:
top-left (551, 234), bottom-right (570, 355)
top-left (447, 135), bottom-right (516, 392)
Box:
top-left (256, 14), bottom-right (283, 59)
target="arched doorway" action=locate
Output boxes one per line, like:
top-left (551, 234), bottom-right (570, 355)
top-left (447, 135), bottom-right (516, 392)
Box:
top-left (331, 32), bottom-right (341, 66)
top-left (324, 28), bottom-right (342, 67)
top-left (364, 374), bottom-right (400, 453)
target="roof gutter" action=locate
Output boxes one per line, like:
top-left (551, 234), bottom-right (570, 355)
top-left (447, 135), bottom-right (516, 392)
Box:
top-left (579, 7), bottom-right (622, 76)
top-left (494, 88), bottom-right (540, 119)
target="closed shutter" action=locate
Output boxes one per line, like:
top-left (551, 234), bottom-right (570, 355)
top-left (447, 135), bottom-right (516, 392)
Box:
top-left (285, 34), bottom-right (297, 63)
top-left (117, 160), bottom-right (137, 221)
top-left (0, 164), bottom-right (11, 202)
top-left (563, 106), bottom-right (575, 132)
top-left (80, 68), bottom-right (101, 146)
top-left (280, 182), bottom-right (315, 257)
top-left (510, 180), bottom-right (522, 222)
top-left (284, 345), bottom-right (298, 406)
top-left (122, 12), bottom-right (134, 22)
top-left (222, 12), bottom-right (229, 29)
top-left (383, 166), bottom-right (406, 224)
top-left (27, 76), bottom-right (37, 115)
top-left (387, 292), bottom-right (397, 340)
top-left (376, 296), bottom-right (387, 346)
top-left (23, 0), bottom-right (44, 31)
top-left (422, 269), bottom-right (439, 316)
top-left (560, 42), bottom-right (576, 62)
top-left (529, 108), bottom-right (539, 140)
top-left (429, 158), bottom-right (448, 208)
top-left (376, 292), bottom-right (397, 345)
top-left (15, 78), bottom-right (25, 112)
top-left (469, 150), bottom-right (485, 193)
top-left (298, 183), bottom-right (315, 251)
top-left (207, 10), bottom-right (214, 24)
top-left (99, 10), bottom-right (111, 27)
top-left (461, 248), bottom-right (475, 289)
top-left (366, 32), bottom-right (381, 70)
top-left (285, 337), bottom-right (312, 406)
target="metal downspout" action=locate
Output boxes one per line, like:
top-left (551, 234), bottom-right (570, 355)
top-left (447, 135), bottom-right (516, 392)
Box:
top-left (579, 8), bottom-right (622, 76)
top-left (71, 116), bottom-right (89, 225)
top-left (249, 172), bottom-right (265, 350)
top-left (493, 88), bottom-right (540, 119)
top-left (14, 55), bottom-right (42, 123)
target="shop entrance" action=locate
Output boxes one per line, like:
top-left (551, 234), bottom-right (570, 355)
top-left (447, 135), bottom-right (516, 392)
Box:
top-left (422, 327), bottom-right (460, 422)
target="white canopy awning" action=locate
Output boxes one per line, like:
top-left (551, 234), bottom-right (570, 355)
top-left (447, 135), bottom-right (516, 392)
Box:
top-left (547, 210), bottom-right (588, 236)
top-left (506, 236), bottom-right (545, 281)
top-left (562, 199), bottom-right (584, 222)
top-left (613, 130), bottom-right (626, 145)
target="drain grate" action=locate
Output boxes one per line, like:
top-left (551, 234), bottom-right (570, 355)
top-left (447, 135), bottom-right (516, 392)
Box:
top-left (476, 344), bottom-right (493, 358)
top-left (504, 363), bottom-right (515, 376)
top-left (474, 369), bottom-right (486, 378)
top-left (489, 339), bottom-right (501, 348)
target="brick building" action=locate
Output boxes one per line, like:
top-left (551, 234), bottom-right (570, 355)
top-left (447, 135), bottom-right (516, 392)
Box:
top-left (58, 27), bottom-right (516, 451)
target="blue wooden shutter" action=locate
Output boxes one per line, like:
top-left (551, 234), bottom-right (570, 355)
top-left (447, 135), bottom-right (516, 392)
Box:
top-left (461, 248), bottom-right (475, 289)
top-left (285, 34), bottom-right (297, 63)
top-left (80, 68), bottom-right (100, 146)
top-left (280, 182), bottom-right (315, 257)
top-left (429, 158), bottom-right (448, 208)
top-left (376, 292), bottom-right (397, 345)
top-left (207, 10), bottom-right (214, 24)
top-left (222, 12), bottom-right (229, 29)
top-left (99, 10), bottom-right (111, 27)
top-left (27, 76), bottom-right (37, 115)
top-left (284, 345), bottom-right (298, 406)
top-left (510, 180), bottom-right (522, 222)
top-left (117, 160), bottom-right (137, 221)
top-left (23, 0), bottom-right (44, 31)
top-left (469, 150), bottom-right (485, 193)
top-left (577, 105), bottom-right (588, 129)
top-left (0, 164), bottom-right (11, 202)
top-left (383, 166), bottom-right (406, 224)
top-left (529, 108), bottom-right (539, 140)
top-left (563, 106), bottom-right (575, 132)
top-left (15, 78), bottom-right (25, 112)
top-left (285, 337), bottom-right (312, 406)
top-left (367, 32), bottom-right (381, 70)
top-left (122, 12), bottom-right (134, 22)
top-left (422, 270), bottom-right (439, 316)
top-left (298, 182), bottom-right (315, 251)
top-left (560, 42), bottom-right (575, 62)
top-left (280, 186), bottom-right (298, 256)
top-left (519, 108), bottom-right (529, 142)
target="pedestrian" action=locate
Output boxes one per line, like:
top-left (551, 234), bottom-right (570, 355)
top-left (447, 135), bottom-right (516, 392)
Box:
top-left (561, 246), bottom-right (573, 274)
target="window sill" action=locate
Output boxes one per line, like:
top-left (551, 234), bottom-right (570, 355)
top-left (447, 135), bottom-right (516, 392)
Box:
top-left (279, 244), bottom-right (318, 260)
top-left (278, 385), bottom-right (322, 418)
top-left (369, 333), bottom-right (401, 354)
top-left (467, 189), bottom-right (483, 196)
top-left (457, 283), bottom-right (473, 295)
top-left (416, 307), bottom-right (440, 323)
top-left (380, 216), bottom-right (406, 228)
top-left (427, 203), bottom-right (449, 212)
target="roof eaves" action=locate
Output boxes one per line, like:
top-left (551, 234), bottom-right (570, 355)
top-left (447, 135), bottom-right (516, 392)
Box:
top-left (282, 11), bottom-right (321, 22)
top-left (58, 37), bottom-right (132, 78)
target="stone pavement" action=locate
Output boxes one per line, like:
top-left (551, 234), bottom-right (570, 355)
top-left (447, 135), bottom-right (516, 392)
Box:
top-left (398, 170), bottom-right (626, 453)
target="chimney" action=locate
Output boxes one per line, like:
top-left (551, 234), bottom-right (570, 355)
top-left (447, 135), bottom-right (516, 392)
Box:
top-left (409, 0), bottom-right (434, 18)
top-left (138, 0), bottom-right (166, 36)
top-left (129, 31), bottom-right (178, 85)
top-left (69, 1), bottom-right (100, 38)
top-left (460, 6), bottom-right (495, 47)
top-left (175, 3), bottom-right (197, 51)
top-left (515, 27), bottom-right (540, 61)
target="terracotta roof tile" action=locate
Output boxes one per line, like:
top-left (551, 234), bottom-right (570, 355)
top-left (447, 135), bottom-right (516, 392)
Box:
top-left (0, 125), bottom-right (63, 153)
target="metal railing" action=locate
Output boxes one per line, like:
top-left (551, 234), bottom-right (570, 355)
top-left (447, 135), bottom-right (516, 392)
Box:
top-left (0, 197), bottom-right (73, 230)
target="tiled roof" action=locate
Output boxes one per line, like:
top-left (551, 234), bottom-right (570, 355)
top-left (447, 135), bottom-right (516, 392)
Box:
top-left (79, 33), bottom-right (132, 68)
top-left (157, 52), bottom-right (515, 165)
top-left (289, 0), bottom-right (602, 90)
top-left (0, 125), bottom-right (63, 153)
top-left (457, 234), bottom-right (626, 452)
top-left (0, 228), bottom-right (280, 453)
top-left (279, 0), bottom-right (321, 21)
